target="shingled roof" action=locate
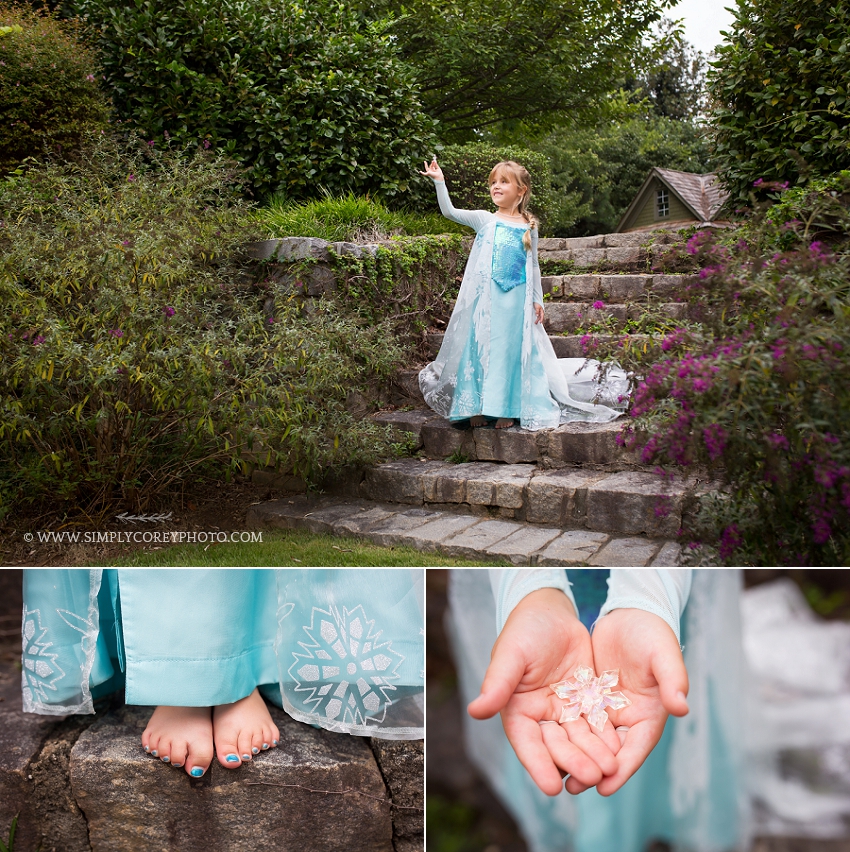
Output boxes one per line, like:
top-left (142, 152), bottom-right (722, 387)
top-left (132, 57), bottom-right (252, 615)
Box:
top-left (617, 168), bottom-right (730, 232)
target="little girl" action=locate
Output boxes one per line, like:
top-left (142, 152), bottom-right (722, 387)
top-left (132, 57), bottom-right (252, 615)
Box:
top-left (22, 569), bottom-right (424, 777)
top-left (418, 158), bottom-right (628, 430)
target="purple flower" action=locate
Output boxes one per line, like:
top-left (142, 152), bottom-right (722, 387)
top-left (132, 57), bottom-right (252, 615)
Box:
top-left (203, 139), bottom-right (211, 149)
top-left (753, 178), bottom-right (764, 187)
top-left (267, 317), bottom-right (276, 324)
top-left (127, 174), bottom-right (135, 182)
top-left (109, 329), bottom-right (123, 338)
top-left (767, 433), bottom-right (789, 451)
top-left (32, 335), bottom-right (45, 346)
top-left (86, 73), bottom-right (95, 82)
top-left (718, 523), bottom-right (742, 559)
top-left (592, 300), bottom-right (605, 310)
top-left (122, 240), bottom-right (130, 246)
top-left (148, 140), bottom-right (155, 147)
top-left (703, 423), bottom-right (727, 461)
top-left (163, 305), bottom-right (176, 318)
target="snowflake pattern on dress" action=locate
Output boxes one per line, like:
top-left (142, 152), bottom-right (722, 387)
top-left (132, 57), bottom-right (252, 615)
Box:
top-left (21, 607), bottom-right (65, 705)
top-left (289, 604), bottom-right (404, 726)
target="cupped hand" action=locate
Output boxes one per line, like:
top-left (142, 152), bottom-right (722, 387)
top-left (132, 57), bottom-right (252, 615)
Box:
top-left (419, 157), bottom-right (444, 181)
top-left (468, 588), bottom-right (621, 796)
top-left (565, 608), bottom-right (689, 797)
top-left (533, 303), bottom-right (545, 325)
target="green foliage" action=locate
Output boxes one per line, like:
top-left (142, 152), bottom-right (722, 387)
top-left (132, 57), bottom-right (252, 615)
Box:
top-left (257, 192), bottom-right (466, 242)
top-left (537, 115), bottom-right (715, 236)
top-left (67, 0), bottom-right (434, 200)
top-left (0, 815), bottom-right (17, 852)
top-left (600, 174), bottom-right (850, 565)
top-left (359, 0), bottom-right (672, 141)
top-left (436, 143), bottom-right (555, 227)
top-left (708, 0), bottom-right (850, 203)
top-left (0, 135), bottom-right (407, 520)
top-left (0, 4), bottom-right (111, 173)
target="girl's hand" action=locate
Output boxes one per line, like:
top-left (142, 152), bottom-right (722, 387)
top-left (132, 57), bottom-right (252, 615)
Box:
top-left (468, 588), bottom-right (621, 796)
top-left (533, 303), bottom-right (545, 325)
top-left (565, 608), bottom-right (689, 797)
top-left (419, 157), bottom-right (444, 182)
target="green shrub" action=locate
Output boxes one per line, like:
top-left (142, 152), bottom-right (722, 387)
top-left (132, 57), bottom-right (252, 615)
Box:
top-left (257, 192), bottom-right (466, 241)
top-left (67, 0), bottom-right (435, 201)
top-left (0, 3), bottom-right (111, 173)
top-left (0, 135), bottom-right (406, 520)
top-left (708, 0), bottom-right (850, 203)
top-left (435, 143), bottom-right (555, 228)
top-left (599, 174), bottom-right (850, 565)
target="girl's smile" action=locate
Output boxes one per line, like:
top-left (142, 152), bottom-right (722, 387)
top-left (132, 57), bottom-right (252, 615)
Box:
top-left (490, 172), bottom-right (525, 216)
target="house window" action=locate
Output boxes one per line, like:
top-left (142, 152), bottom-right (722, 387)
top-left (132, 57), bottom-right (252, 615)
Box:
top-left (656, 188), bottom-right (670, 218)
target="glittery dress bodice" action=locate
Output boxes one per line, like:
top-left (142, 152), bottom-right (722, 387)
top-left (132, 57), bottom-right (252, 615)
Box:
top-left (491, 222), bottom-right (527, 292)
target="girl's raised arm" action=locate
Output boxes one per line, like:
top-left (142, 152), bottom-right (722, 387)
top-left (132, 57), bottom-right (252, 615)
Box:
top-left (419, 158), bottom-right (491, 232)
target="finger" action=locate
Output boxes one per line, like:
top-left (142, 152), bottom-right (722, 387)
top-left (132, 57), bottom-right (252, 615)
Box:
top-left (502, 715), bottom-right (564, 796)
top-left (653, 645), bottom-right (689, 717)
top-left (595, 719), bottom-right (662, 796)
top-left (467, 639), bottom-right (527, 720)
top-left (562, 720), bottom-right (619, 776)
top-left (565, 775), bottom-right (591, 795)
top-left (541, 723), bottom-right (603, 788)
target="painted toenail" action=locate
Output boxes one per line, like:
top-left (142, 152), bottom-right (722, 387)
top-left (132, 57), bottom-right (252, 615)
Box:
top-left (190, 767), bottom-right (204, 777)
top-left (172, 763), bottom-right (183, 768)
top-left (151, 750), bottom-right (158, 757)
top-left (242, 753), bottom-right (251, 760)
top-left (226, 754), bottom-right (240, 763)
top-left (262, 743), bottom-right (269, 750)
top-left (161, 756), bottom-right (170, 763)
top-left (144, 745), bottom-right (150, 753)
top-left (251, 747), bottom-right (259, 754)
top-left (272, 739), bottom-right (279, 746)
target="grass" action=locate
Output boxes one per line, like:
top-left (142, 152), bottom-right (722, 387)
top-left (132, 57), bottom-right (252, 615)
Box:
top-left (255, 191), bottom-right (467, 242)
top-left (100, 528), bottom-right (504, 567)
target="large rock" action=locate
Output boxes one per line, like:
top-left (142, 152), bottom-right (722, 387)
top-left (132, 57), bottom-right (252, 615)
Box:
top-left (525, 469), bottom-right (608, 526)
top-left (370, 740), bottom-right (423, 852)
top-left (473, 426), bottom-right (540, 464)
top-left (70, 705), bottom-right (394, 852)
top-left (546, 421), bottom-right (631, 466)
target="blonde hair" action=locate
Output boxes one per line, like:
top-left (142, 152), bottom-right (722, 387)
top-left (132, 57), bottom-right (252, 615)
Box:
top-left (489, 160), bottom-right (538, 250)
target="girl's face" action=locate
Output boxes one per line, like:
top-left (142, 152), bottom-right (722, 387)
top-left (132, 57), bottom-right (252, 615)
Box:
top-left (489, 170), bottom-right (525, 213)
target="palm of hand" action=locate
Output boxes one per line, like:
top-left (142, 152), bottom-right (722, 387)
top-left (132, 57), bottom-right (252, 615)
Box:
top-left (419, 157), bottom-right (443, 181)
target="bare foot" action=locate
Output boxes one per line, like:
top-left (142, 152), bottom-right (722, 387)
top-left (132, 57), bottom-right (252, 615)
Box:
top-left (469, 415), bottom-right (487, 427)
top-left (213, 687), bottom-right (280, 769)
top-left (142, 706), bottom-right (213, 778)
top-left (495, 418), bottom-right (515, 429)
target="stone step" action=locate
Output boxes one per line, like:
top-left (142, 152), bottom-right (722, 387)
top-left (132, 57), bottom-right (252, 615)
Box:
top-left (0, 667), bottom-right (422, 852)
top-left (347, 458), bottom-right (700, 539)
top-left (541, 272), bottom-right (696, 301)
top-left (246, 494), bottom-right (682, 566)
top-left (424, 331), bottom-right (653, 360)
top-left (376, 410), bottom-right (640, 468)
top-left (538, 231), bottom-right (684, 251)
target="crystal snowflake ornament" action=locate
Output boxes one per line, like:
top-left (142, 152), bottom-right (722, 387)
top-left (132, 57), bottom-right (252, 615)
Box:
top-left (549, 666), bottom-right (631, 732)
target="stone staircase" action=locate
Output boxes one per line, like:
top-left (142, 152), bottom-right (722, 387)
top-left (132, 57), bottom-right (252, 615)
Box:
top-left (247, 228), bottom-right (706, 566)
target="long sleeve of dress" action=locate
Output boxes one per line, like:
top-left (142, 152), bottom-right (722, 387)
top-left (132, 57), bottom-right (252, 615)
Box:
top-left (434, 180), bottom-right (492, 232)
top-left (488, 569), bottom-right (578, 634)
top-left (530, 227), bottom-right (543, 306)
top-left (597, 569), bottom-right (693, 644)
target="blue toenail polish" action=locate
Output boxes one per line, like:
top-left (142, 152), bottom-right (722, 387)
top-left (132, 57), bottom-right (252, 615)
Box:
top-left (272, 739), bottom-right (279, 746)
top-left (144, 745), bottom-right (150, 753)
top-left (172, 763), bottom-right (183, 768)
top-left (151, 750), bottom-right (158, 757)
top-left (262, 743), bottom-right (269, 750)
top-left (242, 753), bottom-right (251, 760)
top-left (251, 747), bottom-right (259, 754)
top-left (190, 767), bottom-right (204, 777)
top-left (226, 754), bottom-right (239, 763)
top-left (161, 756), bottom-right (170, 763)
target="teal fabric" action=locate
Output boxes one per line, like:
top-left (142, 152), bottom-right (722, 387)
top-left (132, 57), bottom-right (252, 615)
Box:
top-left (569, 569), bottom-right (611, 632)
top-left (492, 222), bottom-right (527, 291)
top-left (22, 569), bottom-right (424, 739)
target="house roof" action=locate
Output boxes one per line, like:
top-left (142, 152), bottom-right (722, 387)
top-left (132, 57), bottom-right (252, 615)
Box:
top-left (616, 168), bottom-right (729, 232)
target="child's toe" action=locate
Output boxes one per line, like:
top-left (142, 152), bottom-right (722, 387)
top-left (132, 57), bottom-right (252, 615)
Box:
top-left (170, 740), bottom-right (189, 769)
top-left (252, 731), bottom-right (266, 754)
top-left (270, 723), bottom-right (280, 748)
top-left (157, 737), bottom-right (173, 763)
top-left (186, 743), bottom-right (214, 777)
top-left (237, 731), bottom-right (256, 761)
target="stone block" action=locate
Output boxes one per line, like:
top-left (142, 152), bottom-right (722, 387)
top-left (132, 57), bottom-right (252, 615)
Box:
top-left (571, 248), bottom-right (607, 268)
top-left (525, 469), bottom-right (608, 526)
top-left (588, 537), bottom-right (660, 566)
top-left (304, 264), bottom-right (337, 297)
top-left (473, 427), bottom-right (540, 464)
top-left (247, 237), bottom-right (332, 262)
top-left (540, 276), bottom-right (563, 297)
top-left (361, 460), bottom-right (447, 505)
top-left (364, 508), bottom-right (445, 547)
top-left (426, 333), bottom-right (444, 357)
top-left (589, 303), bottom-right (627, 326)
top-left (370, 740), bottom-right (423, 852)
top-left (536, 530), bottom-right (610, 566)
top-left (464, 465), bottom-right (535, 510)
top-left (332, 505), bottom-right (397, 536)
top-left (650, 274), bottom-right (689, 299)
top-left (393, 370), bottom-right (423, 401)
top-left (560, 274), bottom-right (600, 300)
top-left (604, 247), bottom-right (641, 266)
top-left (485, 526), bottom-right (563, 565)
top-left (546, 421), bottom-right (626, 466)
top-left (550, 336), bottom-right (584, 358)
top-left (440, 519), bottom-right (522, 560)
top-left (659, 302), bottom-right (689, 320)
top-left (602, 233), bottom-right (647, 248)
top-left (537, 238), bottom-right (567, 251)
top-left (543, 303), bottom-right (585, 334)
top-left (374, 410), bottom-right (435, 445)
top-left (393, 514), bottom-right (481, 552)
top-left (330, 241), bottom-right (363, 258)
top-left (585, 471), bottom-right (692, 538)
top-left (420, 419), bottom-right (475, 460)
top-left (70, 705), bottom-right (394, 852)
top-left (600, 275), bottom-right (650, 302)
top-left (562, 236), bottom-right (604, 249)
top-left (540, 250), bottom-right (574, 263)
top-left (650, 541), bottom-right (682, 567)
top-left (421, 464), bottom-right (476, 504)
top-left (299, 501), bottom-right (376, 534)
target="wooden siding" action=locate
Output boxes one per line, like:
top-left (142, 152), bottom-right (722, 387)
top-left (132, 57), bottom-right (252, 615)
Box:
top-left (626, 179), bottom-right (695, 230)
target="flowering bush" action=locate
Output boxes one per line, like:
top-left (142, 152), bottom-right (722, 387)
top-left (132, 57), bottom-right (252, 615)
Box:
top-left (0, 3), bottom-right (110, 173)
top-left (602, 173), bottom-right (850, 564)
top-left (0, 135), bottom-right (405, 520)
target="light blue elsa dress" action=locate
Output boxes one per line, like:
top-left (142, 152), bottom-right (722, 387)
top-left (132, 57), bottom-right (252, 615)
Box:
top-left (447, 569), bottom-right (749, 852)
top-left (21, 569), bottom-right (424, 740)
top-left (419, 181), bottom-right (629, 429)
